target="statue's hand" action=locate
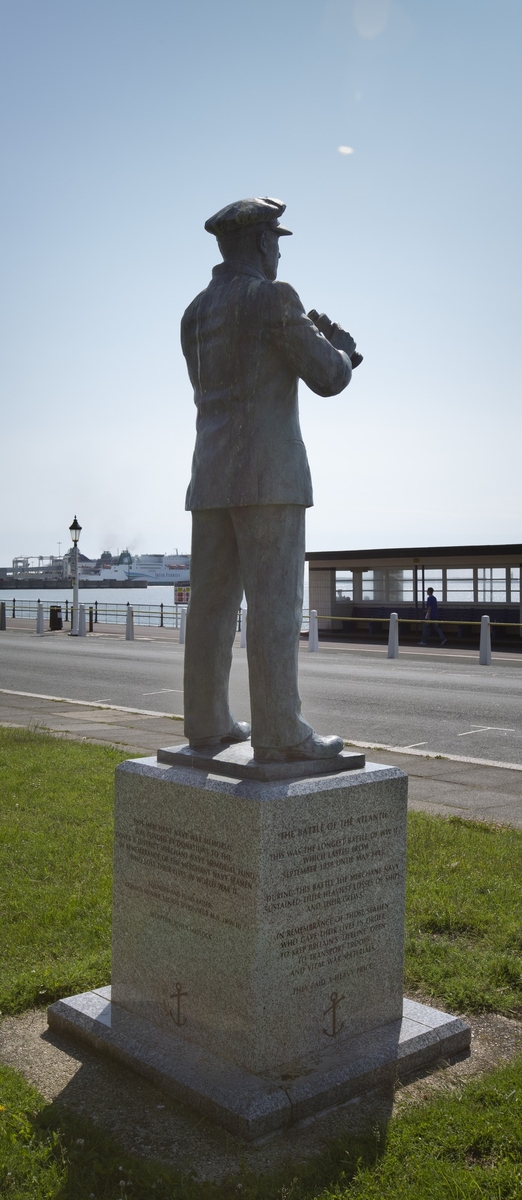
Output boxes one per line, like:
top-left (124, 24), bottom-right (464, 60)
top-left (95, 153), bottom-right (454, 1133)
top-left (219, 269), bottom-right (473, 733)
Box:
top-left (308, 309), bottom-right (362, 366)
top-left (330, 326), bottom-right (357, 360)
top-left (308, 309), bottom-right (336, 340)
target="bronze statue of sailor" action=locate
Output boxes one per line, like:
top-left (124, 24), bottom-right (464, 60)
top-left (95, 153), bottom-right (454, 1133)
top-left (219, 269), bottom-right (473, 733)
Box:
top-left (181, 196), bottom-right (360, 764)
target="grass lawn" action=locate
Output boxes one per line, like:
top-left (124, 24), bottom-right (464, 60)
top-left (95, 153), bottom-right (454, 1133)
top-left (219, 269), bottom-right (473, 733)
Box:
top-left (406, 811), bottom-right (522, 1016)
top-left (0, 727), bottom-right (126, 1015)
top-left (1, 725), bottom-right (522, 1198)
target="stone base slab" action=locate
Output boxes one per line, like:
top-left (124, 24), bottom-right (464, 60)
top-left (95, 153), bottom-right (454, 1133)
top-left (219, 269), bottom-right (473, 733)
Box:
top-left (48, 988), bottom-right (471, 1141)
top-left (156, 740), bottom-right (365, 781)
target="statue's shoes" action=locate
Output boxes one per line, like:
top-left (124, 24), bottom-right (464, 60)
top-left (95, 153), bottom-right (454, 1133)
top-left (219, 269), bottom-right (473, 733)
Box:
top-left (254, 733), bottom-right (344, 763)
top-left (190, 721), bottom-right (251, 749)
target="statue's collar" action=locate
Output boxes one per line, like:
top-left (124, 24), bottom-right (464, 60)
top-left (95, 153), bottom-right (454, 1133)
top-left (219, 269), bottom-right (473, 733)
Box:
top-left (212, 261), bottom-right (267, 282)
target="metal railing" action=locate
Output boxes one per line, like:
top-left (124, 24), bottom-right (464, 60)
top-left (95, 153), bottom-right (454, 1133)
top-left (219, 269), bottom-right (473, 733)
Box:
top-left (6, 598), bottom-right (189, 629)
top-left (4, 599), bottom-right (251, 634)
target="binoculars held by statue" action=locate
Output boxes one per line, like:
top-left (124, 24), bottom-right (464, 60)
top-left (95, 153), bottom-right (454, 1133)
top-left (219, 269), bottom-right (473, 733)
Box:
top-left (308, 309), bottom-right (363, 369)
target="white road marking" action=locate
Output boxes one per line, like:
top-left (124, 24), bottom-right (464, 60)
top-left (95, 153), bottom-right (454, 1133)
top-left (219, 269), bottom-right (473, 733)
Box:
top-left (142, 689), bottom-right (183, 695)
top-left (457, 726), bottom-right (516, 737)
top-left (405, 741), bottom-right (428, 748)
top-left (345, 738), bottom-right (522, 771)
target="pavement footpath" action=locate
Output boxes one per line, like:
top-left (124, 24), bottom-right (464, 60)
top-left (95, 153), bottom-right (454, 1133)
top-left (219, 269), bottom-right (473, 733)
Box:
top-left (1, 685), bottom-right (520, 828)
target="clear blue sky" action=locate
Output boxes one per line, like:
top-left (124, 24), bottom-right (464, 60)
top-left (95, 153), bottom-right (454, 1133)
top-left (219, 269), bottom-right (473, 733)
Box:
top-left (1, 0), bottom-right (521, 562)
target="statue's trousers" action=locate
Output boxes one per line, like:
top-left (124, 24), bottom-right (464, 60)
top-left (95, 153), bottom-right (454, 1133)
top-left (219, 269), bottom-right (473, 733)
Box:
top-left (183, 505), bottom-right (313, 750)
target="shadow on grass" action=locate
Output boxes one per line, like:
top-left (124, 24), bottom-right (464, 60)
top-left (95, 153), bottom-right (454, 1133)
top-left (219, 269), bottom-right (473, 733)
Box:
top-left (31, 1098), bottom-right (386, 1200)
top-left (0, 1043), bottom-right (390, 1199)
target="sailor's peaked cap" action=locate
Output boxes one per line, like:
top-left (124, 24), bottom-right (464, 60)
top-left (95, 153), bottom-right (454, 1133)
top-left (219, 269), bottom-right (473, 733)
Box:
top-left (204, 196), bottom-right (292, 237)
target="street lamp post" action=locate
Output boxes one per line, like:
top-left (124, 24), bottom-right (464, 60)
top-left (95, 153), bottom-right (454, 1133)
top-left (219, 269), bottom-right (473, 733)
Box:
top-left (69, 516), bottom-right (82, 636)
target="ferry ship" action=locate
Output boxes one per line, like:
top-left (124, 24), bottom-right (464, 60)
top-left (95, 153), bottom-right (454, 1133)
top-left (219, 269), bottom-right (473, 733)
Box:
top-left (127, 554), bottom-right (190, 584)
top-left (3, 549), bottom-right (190, 588)
top-left (79, 551), bottom-right (190, 585)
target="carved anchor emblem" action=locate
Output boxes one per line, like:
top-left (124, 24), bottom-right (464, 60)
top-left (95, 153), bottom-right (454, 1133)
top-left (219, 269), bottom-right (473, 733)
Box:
top-left (168, 982), bottom-right (187, 1026)
top-left (323, 991), bottom-right (345, 1037)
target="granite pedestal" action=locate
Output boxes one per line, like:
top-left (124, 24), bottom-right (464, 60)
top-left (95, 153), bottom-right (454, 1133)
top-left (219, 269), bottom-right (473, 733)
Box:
top-left (48, 753), bottom-right (471, 1139)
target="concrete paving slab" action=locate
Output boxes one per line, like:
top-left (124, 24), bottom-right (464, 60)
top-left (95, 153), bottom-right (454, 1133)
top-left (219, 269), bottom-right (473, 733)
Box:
top-left (3, 619), bottom-right (186, 641)
top-left (0, 689), bottom-right (185, 756)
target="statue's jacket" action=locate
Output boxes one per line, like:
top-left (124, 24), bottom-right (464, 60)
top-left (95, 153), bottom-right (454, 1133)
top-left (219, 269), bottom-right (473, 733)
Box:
top-left (181, 260), bottom-right (352, 511)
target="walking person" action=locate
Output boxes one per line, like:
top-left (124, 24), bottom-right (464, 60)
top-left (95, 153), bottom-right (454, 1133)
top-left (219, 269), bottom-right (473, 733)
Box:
top-left (419, 587), bottom-right (446, 646)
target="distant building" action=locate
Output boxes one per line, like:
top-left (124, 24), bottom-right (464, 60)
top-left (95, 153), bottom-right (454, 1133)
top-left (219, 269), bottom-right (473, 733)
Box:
top-left (306, 543), bottom-right (522, 645)
top-left (11, 554), bottom-right (68, 582)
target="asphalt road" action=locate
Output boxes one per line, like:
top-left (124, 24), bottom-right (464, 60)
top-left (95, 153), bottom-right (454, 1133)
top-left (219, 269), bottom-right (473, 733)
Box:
top-left (1, 630), bottom-right (521, 765)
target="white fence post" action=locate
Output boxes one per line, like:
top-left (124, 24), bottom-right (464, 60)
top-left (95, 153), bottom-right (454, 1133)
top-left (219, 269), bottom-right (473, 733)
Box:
top-left (479, 614), bottom-right (491, 665)
top-left (125, 605), bottom-right (134, 641)
top-left (387, 612), bottom-right (399, 658)
top-left (36, 600), bottom-right (44, 635)
top-left (308, 609), bottom-right (319, 652)
top-left (240, 607), bottom-right (247, 648)
top-left (179, 608), bottom-right (186, 645)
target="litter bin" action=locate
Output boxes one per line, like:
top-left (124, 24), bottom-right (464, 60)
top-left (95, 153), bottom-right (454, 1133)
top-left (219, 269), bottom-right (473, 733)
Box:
top-left (49, 605), bottom-right (63, 631)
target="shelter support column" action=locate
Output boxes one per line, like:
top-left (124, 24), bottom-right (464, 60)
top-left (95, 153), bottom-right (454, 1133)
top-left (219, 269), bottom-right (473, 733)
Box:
top-left (352, 570), bottom-right (362, 602)
top-left (308, 569), bottom-right (334, 631)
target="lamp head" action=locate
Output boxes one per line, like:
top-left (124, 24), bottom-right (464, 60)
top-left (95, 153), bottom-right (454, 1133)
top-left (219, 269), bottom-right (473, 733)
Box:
top-left (69, 516), bottom-right (82, 545)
